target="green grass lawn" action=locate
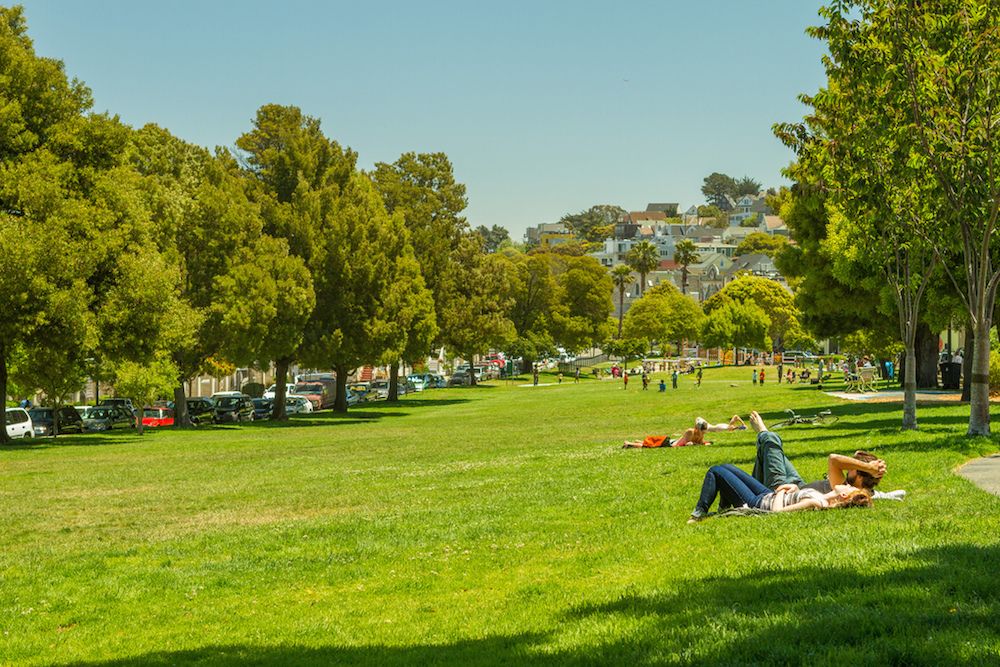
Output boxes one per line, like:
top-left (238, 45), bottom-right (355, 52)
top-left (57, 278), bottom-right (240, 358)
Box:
top-left (3, 366), bottom-right (1000, 665)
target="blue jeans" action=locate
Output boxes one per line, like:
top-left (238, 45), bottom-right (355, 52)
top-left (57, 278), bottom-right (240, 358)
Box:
top-left (752, 431), bottom-right (805, 489)
top-left (695, 464), bottom-right (772, 514)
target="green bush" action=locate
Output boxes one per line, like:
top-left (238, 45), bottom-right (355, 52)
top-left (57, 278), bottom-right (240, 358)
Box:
top-left (989, 350), bottom-right (1000, 390)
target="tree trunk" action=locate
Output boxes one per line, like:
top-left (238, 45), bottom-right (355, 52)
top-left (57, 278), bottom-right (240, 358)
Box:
top-left (173, 384), bottom-right (193, 428)
top-left (271, 358), bottom-right (290, 420)
top-left (135, 407), bottom-right (144, 436)
top-left (682, 268), bottom-right (689, 295)
top-left (617, 288), bottom-right (625, 338)
top-left (334, 365), bottom-right (348, 413)
top-left (962, 327), bottom-right (974, 402)
top-left (968, 321), bottom-right (991, 436)
top-left (0, 341), bottom-right (8, 444)
top-left (902, 344), bottom-right (917, 430)
top-left (388, 360), bottom-right (400, 402)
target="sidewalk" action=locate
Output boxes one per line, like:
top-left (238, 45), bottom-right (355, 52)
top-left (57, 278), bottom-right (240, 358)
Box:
top-left (959, 454), bottom-right (1000, 497)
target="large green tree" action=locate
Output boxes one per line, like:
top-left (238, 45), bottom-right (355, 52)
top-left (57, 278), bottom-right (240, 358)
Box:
top-left (371, 152), bottom-right (465, 399)
top-left (810, 0), bottom-right (1000, 435)
top-left (703, 275), bottom-right (803, 351)
top-left (236, 105), bottom-right (355, 418)
top-left (673, 239), bottom-right (701, 296)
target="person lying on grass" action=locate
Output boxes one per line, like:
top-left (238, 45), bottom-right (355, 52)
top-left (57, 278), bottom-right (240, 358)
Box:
top-left (747, 410), bottom-right (886, 493)
top-left (687, 463), bottom-right (872, 524)
top-left (623, 415), bottom-right (746, 448)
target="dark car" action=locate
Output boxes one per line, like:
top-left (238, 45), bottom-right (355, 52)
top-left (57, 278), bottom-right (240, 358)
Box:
top-left (83, 406), bottom-right (137, 432)
top-left (251, 398), bottom-right (272, 420)
top-left (184, 397), bottom-right (215, 423)
top-left (28, 406), bottom-right (85, 436)
top-left (98, 397), bottom-right (136, 413)
top-left (212, 393), bottom-right (255, 423)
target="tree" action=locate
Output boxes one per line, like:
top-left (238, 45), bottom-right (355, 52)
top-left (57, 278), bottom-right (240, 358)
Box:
top-left (626, 240), bottom-right (659, 297)
top-left (701, 300), bottom-right (771, 352)
top-left (735, 232), bottom-right (789, 258)
top-left (438, 235), bottom-right (515, 384)
top-left (623, 290), bottom-right (704, 354)
top-left (794, 1), bottom-right (990, 430)
top-left (300, 172), bottom-right (417, 410)
top-left (733, 176), bottom-right (763, 197)
top-left (697, 205), bottom-right (730, 229)
top-left (113, 355), bottom-right (178, 435)
top-left (701, 172), bottom-right (738, 208)
top-left (610, 265), bottom-right (635, 339)
top-left (372, 152), bottom-right (466, 399)
top-left (559, 205), bottom-right (626, 243)
top-left (673, 239), bottom-right (701, 296)
top-left (548, 255), bottom-right (613, 352)
top-left (703, 275), bottom-right (801, 351)
top-left (474, 224), bottom-right (510, 253)
top-left (236, 104), bottom-right (355, 419)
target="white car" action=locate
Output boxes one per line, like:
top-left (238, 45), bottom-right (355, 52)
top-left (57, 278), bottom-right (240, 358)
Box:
top-left (263, 383), bottom-right (297, 401)
top-left (285, 394), bottom-right (314, 415)
top-left (4, 407), bottom-right (34, 439)
top-left (407, 375), bottom-right (427, 392)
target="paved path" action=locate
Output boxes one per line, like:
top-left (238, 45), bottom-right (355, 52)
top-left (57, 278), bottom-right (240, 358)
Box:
top-left (959, 454), bottom-right (1000, 497)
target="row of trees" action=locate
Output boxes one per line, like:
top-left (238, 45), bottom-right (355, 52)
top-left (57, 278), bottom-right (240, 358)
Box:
top-left (0, 8), bottom-right (615, 441)
top-left (775, 0), bottom-right (1000, 435)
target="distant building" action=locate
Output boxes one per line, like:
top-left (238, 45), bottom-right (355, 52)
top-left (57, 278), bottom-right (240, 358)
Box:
top-left (645, 202), bottom-right (680, 217)
top-left (525, 222), bottom-right (573, 247)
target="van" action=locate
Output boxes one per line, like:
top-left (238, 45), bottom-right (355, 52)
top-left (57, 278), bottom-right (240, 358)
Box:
top-left (211, 392), bottom-right (255, 423)
top-left (292, 378), bottom-right (337, 410)
top-left (4, 407), bottom-right (34, 439)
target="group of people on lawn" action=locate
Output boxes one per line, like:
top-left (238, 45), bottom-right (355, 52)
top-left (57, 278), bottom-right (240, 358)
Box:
top-left (625, 411), bottom-right (888, 523)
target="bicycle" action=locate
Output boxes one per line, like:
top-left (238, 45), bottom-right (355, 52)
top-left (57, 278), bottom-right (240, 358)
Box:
top-left (770, 408), bottom-right (839, 429)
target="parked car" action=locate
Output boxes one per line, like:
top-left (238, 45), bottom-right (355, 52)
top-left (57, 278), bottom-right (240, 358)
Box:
top-left (369, 380), bottom-right (390, 400)
top-left (28, 406), bottom-right (85, 436)
top-left (141, 406), bottom-right (174, 428)
top-left (345, 387), bottom-right (360, 407)
top-left (406, 375), bottom-right (427, 392)
top-left (293, 379), bottom-right (336, 410)
top-left (4, 407), bottom-right (34, 439)
top-left (781, 350), bottom-right (817, 363)
top-left (285, 394), bottom-right (314, 415)
top-left (211, 392), bottom-right (255, 423)
top-left (98, 397), bottom-right (136, 413)
top-left (185, 397), bottom-right (215, 423)
top-left (350, 382), bottom-right (372, 402)
top-left (428, 374), bottom-right (446, 388)
top-left (263, 383), bottom-right (297, 401)
top-left (74, 405), bottom-right (95, 419)
top-left (448, 372), bottom-right (472, 387)
top-left (251, 398), bottom-right (272, 420)
top-left (83, 406), bottom-right (137, 432)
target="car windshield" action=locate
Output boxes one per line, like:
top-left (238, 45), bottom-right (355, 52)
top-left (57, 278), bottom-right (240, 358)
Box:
top-left (296, 384), bottom-right (323, 393)
top-left (216, 397), bottom-right (239, 409)
top-left (286, 397), bottom-right (305, 406)
top-left (28, 409), bottom-right (52, 420)
top-left (142, 409), bottom-right (163, 418)
top-left (89, 408), bottom-right (113, 419)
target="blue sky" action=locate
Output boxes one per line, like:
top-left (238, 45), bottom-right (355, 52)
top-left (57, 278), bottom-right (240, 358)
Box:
top-left (20, 1), bottom-right (828, 239)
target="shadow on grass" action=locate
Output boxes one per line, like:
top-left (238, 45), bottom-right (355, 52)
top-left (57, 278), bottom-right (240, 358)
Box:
top-left (70, 543), bottom-right (1000, 665)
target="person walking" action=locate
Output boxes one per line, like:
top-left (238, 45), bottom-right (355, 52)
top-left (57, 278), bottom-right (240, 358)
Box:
top-left (574, 367), bottom-right (580, 383)
top-left (696, 367), bottom-right (703, 387)
top-left (532, 366), bottom-right (539, 386)
top-left (671, 369), bottom-right (678, 389)
top-left (759, 368), bottom-right (765, 385)
top-left (752, 369), bottom-right (758, 386)
top-left (641, 373), bottom-right (649, 390)
top-left (623, 372), bottom-right (629, 390)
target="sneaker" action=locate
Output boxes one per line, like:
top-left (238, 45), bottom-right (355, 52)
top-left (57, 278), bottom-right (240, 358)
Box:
top-left (872, 489), bottom-right (907, 501)
top-left (687, 508), bottom-right (710, 524)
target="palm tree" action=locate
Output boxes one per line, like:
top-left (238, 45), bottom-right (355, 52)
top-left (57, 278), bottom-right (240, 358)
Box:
top-left (626, 240), bottom-right (659, 296)
top-left (673, 239), bottom-right (701, 296)
top-left (611, 264), bottom-right (635, 338)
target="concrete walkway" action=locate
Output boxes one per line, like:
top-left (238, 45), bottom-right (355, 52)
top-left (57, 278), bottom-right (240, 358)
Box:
top-left (959, 454), bottom-right (1000, 497)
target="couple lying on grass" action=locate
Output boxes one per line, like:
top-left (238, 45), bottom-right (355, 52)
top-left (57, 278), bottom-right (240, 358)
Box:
top-left (687, 411), bottom-right (886, 524)
top-left (622, 414), bottom-right (747, 448)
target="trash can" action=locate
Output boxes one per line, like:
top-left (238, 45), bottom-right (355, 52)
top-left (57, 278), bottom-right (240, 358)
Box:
top-left (940, 362), bottom-right (962, 390)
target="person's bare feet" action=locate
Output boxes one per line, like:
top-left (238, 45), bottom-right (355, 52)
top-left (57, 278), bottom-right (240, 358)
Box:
top-left (749, 410), bottom-right (767, 432)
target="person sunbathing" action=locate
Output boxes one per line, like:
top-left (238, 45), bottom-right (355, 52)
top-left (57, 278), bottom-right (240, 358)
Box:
top-left (746, 410), bottom-right (886, 491)
top-left (687, 463), bottom-right (872, 523)
top-left (623, 415), bottom-right (746, 448)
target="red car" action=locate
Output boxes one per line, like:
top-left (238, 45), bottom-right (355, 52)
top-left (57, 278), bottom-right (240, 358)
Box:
top-left (141, 406), bottom-right (174, 428)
